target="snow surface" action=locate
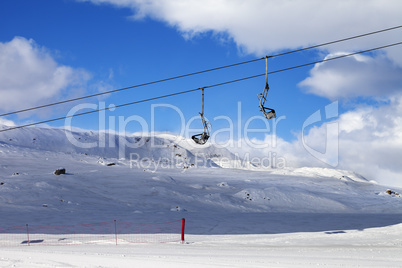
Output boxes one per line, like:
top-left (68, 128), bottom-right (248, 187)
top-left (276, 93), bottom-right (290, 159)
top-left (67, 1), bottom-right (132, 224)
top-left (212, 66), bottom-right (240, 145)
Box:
top-left (0, 125), bottom-right (402, 267)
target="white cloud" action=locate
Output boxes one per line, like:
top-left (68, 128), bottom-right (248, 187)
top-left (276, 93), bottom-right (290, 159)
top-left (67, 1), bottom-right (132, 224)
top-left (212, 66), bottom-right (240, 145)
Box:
top-left (79, 0), bottom-right (402, 64)
top-left (230, 98), bottom-right (402, 187)
top-left (0, 118), bottom-right (16, 127)
top-left (0, 37), bottom-right (91, 116)
top-left (299, 53), bottom-right (402, 100)
top-left (79, 0), bottom-right (402, 101)
top-left (337, 99), bottom-right (402, 187)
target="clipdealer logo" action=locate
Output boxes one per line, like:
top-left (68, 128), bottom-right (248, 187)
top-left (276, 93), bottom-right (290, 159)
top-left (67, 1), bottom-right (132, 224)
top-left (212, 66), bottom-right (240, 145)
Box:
top-left (301, 101), bottom-right (339, 167)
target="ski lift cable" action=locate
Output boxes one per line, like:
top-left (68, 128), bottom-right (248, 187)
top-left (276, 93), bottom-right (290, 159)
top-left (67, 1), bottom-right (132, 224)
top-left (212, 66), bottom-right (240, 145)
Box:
top-left (203, 41), bottom-right (402, 89)
top-left (1, 41), bottom-right (401, 133)
top-left (1, 24), bottom-right (402, 118)
top-left (0, 57), bottom-right (264, 118)
top-left (269, 24), bottom-right (402, 59)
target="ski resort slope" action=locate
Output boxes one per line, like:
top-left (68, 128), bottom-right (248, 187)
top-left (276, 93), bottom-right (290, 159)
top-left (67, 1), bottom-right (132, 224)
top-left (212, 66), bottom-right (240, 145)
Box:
top-left (0, 126), bottom-right (402, 267)
top-left (1, 225), bottom-right (402, 268)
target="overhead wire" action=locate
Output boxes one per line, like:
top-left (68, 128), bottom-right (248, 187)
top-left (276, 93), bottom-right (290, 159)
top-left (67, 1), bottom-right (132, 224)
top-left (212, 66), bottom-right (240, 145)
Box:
top-left (0, 57), bottom-right (264, 118)
top-left (1, 24), bottom-right (402, 118)
top-left (268, 24), bottom-right (402, 58)
top-left (1, 41), bottom-right (401, 133)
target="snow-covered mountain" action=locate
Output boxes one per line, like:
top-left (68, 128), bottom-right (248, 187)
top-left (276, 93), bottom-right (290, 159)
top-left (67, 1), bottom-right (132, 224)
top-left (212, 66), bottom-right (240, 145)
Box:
top-left (1, 124), bottom-right (402, 266)
top-left (1, 124), bottom-right (401, 227)
top-left (0, 125), bottom-right (241, 170)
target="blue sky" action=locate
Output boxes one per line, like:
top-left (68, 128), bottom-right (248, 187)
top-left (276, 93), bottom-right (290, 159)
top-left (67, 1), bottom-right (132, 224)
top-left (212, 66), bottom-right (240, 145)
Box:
top-left (0, 0), bottom-right (329, 139)
top-left (1, 0), bottom-right (402, 186)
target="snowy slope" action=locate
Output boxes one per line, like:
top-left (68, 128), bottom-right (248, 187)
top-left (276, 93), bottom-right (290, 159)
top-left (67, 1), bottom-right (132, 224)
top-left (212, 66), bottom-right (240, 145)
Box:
top-left (1, 141), bottom-right (402, 230)
top-left (0, 125), bottom-right (242, 169)
top-left (1, 125), bottom-right (402, 267)
top-left (1, 125), bottom-right (401, 226)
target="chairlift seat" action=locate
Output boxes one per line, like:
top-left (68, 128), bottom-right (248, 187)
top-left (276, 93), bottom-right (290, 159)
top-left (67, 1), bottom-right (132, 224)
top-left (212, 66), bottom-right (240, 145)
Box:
top-left (260, 106), bottom-right (276, 119)
top-left (192, 132), bottom-right (209, 145)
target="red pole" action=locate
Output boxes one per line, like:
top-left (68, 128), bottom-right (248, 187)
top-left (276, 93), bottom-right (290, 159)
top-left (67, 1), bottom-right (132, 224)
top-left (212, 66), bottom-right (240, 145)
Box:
top-left (26, 224), bottom-right (30, 246)
top-left (181, 218), bottom-right (185, 243)
top-left (114, 220), bottom-right (117, 245)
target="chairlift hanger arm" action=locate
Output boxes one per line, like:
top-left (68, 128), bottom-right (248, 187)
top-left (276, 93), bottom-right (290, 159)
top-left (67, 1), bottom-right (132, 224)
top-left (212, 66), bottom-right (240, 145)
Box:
top-left (259, 56), bottom-right (276, 120)
top-left (192, 87), bottom-right (211, 145)
top-left (201, 87), bottom-right (205, 115)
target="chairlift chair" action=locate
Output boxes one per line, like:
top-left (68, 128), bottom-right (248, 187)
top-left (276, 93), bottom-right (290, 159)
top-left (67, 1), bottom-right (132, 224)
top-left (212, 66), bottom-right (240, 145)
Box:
top-left (192, 88), bottom-right (211, 145)
top-left (258, 56), bottom-right (276, 119)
